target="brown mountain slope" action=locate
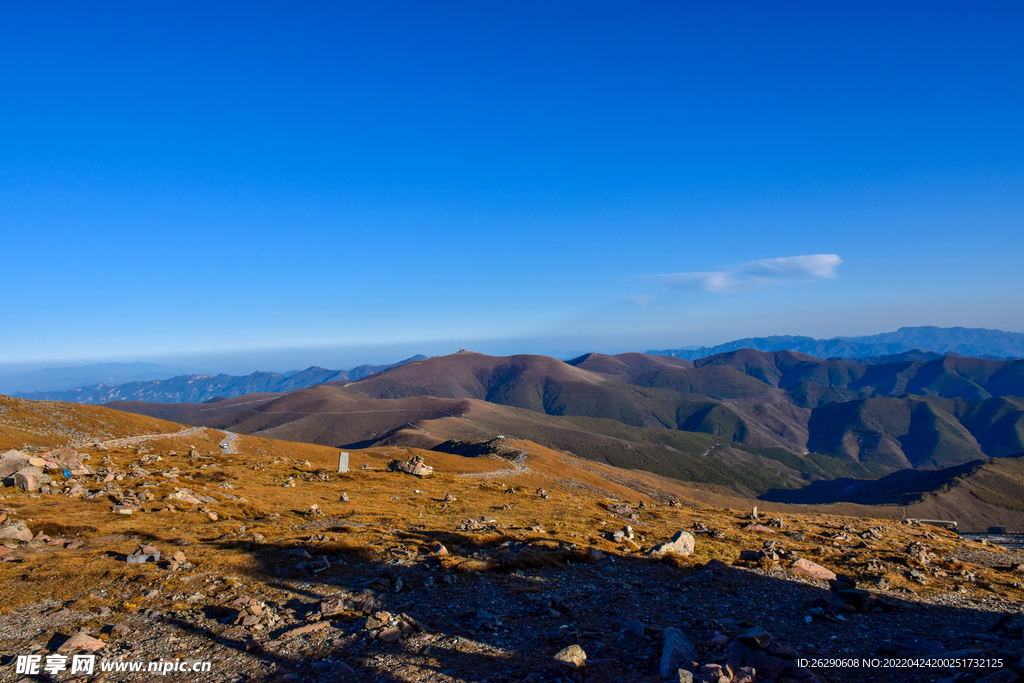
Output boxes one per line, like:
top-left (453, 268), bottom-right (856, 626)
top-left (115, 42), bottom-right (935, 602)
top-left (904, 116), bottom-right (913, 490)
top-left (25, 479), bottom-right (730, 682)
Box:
top-left (692, 349), bottom-right (1024, 402)
top-left (108, 353), bottom-right (1024, 494)
top-left (566, 351), bottom-right (695, 375)
top-left (0, 395), bottom-right (185, 449)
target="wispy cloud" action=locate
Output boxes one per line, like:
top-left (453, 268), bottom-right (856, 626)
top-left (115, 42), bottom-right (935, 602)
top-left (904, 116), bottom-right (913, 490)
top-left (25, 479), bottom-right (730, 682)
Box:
top-left (618, 294), bottom-right (657, 306)
top-left (643, 254), bottom-right (842, 293)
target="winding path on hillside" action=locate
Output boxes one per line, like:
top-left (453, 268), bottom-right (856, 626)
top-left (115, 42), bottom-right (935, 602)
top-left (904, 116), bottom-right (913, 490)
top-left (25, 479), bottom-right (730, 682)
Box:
top-left (458, 448), bottom-right (530, 478)
top-left (219, 431), bottom-right (240, 454)
top-left (96, 425), bottom-right (208, 448)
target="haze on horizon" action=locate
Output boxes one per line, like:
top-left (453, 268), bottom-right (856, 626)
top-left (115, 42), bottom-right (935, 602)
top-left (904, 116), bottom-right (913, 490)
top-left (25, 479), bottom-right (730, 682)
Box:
top-left (3, 2), bottom-right (1023, 370)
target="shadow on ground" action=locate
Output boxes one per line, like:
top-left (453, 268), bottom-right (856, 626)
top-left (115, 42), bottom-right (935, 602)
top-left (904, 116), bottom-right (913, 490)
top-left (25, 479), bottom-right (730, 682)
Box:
top-left (95, 521), bottom-right (1024, 683)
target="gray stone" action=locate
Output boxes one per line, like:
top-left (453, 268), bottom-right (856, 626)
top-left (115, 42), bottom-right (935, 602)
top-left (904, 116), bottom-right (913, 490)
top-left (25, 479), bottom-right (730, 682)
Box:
top-left (388, 458), bottom-right (433, 476)
top-left (659, 627), bottom-right (697, 678)
top-left (649, 531), bottom-right (696, 558)
top-left (337, 451), bottom-right (349, 473)
top-left (127, 546), bottom-right (160, 563)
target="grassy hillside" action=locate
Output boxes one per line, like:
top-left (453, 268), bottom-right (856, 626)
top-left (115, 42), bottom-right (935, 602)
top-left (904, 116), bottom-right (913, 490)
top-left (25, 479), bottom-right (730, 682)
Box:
top-left (967, 454), bottom-right (1024, 512)
top-left (104, 351), bottom-right (1024, 505)
top-left (807, 397), bottom-right (985, 470)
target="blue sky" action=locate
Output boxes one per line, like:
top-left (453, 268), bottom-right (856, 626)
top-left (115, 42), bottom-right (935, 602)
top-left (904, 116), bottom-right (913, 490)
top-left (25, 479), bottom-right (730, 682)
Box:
top-left (2, 1), bottom-right (1022, 370)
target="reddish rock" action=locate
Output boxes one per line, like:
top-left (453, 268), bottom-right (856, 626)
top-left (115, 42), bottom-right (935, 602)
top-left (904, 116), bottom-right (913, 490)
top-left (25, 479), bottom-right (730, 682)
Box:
top-left (790, 557), bottom-right (837, 581)
top-left (57, 632), bottom-right (106, 652)
top-left (282, 621), bottom-right (330, 639)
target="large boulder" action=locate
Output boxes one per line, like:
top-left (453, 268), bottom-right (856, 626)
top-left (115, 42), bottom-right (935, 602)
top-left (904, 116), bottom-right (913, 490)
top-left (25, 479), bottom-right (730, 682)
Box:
top-left (649, 531), bottom-right (696, 558)
top-left (13, 467), bottom-right (42, 492)
top-left (47, 447), bottom-right (93, 476)
top-left (0, 450), bottom-right (31, 481)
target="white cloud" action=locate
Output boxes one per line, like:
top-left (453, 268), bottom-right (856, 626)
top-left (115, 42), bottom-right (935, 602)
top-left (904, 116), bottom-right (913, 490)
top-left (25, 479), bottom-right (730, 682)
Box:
top-left (645, 254), bottom-right (842, 293)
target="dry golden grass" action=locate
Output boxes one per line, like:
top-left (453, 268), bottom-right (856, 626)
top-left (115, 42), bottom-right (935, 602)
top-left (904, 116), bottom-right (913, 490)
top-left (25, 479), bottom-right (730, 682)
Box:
top-left (1, 397), bottom-right (1020, 618)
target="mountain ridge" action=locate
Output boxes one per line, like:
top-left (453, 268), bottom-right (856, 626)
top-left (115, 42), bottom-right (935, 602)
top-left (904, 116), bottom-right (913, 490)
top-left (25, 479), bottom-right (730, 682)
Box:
top-left (649, 326), bottom-right (1024, 361)
top-left (16, 356), bottom-right (427, 404)
top-left (108, 349), bottom-right (1024, 505)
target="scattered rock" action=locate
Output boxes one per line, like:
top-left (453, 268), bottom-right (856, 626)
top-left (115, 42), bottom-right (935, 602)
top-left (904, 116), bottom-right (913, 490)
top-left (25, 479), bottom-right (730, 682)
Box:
top-left (0, 520), bottom-right (32, 541)
top-left (648, 531), bottom-right (696, 558)
top-left (552, 643), bottom-right (587, 672)
top-left (388, 456), bottom-right (433, 477)
top-left (660, 627), bottom-right (698, 678)
top-left (790, 557), bottom-right (837, 581)
top-left (318, 598), bottom-right (347, 617)
top-left (14, 467), bottom-right (43, 492)
top-left (165, 488), bottom-right (202, 505)
top-left (378, 627), bottom-right (402, 643)
top-left (126, 545), bottom-right (160, 563)
top-left (57, 632), bottom-right (106, 653)
top-left (737, 625), bottom-right (772, 649)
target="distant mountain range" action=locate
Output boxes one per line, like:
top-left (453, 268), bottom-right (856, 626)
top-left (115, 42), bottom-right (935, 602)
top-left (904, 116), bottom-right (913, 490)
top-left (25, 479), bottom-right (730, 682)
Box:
top-left (15, 356), bottom-right (426, 404)
top-left (111, 349), bottom-right (1024, 506)
top-left (648, 326), bottom-right (1024, 361)
top-left (0, 361), bottom-right (197, 395)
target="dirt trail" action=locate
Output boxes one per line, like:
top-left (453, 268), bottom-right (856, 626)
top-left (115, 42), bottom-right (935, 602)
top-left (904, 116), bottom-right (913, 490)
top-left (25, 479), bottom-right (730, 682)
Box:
top-left (459, 449), bottom-right (530, 478)
top-left (96, 426), bottom-right (208, 448)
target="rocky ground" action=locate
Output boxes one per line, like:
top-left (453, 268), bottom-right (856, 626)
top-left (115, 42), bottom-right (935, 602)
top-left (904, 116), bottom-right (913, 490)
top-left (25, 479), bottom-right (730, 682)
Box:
top-left (2, 396), bottom-right (1024, 683)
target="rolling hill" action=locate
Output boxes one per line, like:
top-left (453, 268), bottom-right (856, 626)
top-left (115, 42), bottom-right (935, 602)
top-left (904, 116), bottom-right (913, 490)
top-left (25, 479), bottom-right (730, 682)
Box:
top-left (107, 350), bottom-right (1024, 509)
